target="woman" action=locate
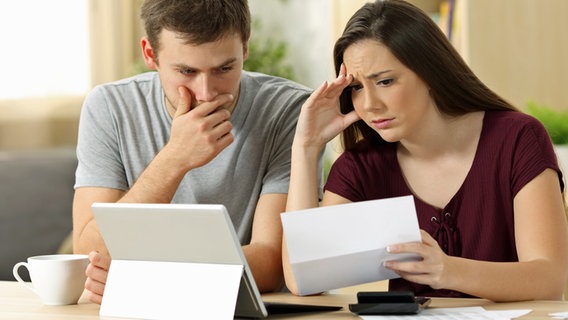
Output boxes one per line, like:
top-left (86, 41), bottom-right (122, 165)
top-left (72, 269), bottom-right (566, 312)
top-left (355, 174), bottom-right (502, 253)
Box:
top-left (284, 0), bottom-right (568, 301)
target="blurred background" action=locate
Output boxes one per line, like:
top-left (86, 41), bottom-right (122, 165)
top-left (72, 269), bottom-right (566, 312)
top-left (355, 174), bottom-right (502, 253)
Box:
top-left (0, 0), bottom-right (567, 150)
top-left (0, 0), bottom-right (567, 281)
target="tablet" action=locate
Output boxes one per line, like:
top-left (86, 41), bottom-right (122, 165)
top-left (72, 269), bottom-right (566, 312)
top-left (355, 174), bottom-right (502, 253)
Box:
top-left (92, 203), bottom-right (267, 318)
top-left (92, 203), bottom-right (341, 318)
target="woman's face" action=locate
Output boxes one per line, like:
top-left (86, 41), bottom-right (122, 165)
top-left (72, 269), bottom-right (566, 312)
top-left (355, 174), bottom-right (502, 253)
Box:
top-left (343, 39), bottom-right (436, 143)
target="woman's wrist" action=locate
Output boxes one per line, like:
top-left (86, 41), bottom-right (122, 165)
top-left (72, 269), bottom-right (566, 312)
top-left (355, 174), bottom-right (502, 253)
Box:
top-left (291, 140), bottom-right (324, 162)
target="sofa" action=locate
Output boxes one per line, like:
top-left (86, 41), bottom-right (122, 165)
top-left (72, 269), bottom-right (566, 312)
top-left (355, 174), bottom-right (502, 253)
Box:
top-left (0, 148), bottom-right (77, 281)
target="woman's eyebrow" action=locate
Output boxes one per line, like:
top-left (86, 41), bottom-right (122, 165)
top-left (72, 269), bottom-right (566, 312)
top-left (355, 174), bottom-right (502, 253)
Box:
top-left (365, 69), bottom-right (392, 79)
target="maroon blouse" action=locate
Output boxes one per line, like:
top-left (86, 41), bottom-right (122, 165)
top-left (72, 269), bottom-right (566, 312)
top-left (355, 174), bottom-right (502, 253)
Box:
top-left (325, 111), bottom-right (564, 298)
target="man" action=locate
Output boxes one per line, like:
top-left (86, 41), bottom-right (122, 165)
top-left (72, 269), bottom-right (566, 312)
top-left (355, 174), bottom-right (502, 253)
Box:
top-left (72, 0), bottom-right (315, 304)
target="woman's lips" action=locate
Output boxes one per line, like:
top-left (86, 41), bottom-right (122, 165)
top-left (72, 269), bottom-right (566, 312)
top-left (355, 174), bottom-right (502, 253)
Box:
top-left (372, 118), bottom-right (393, 130)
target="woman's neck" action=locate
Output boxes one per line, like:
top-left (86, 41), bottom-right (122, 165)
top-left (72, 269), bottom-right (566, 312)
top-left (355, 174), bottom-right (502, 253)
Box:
top-left (397, 111), bottom-right (485, 160)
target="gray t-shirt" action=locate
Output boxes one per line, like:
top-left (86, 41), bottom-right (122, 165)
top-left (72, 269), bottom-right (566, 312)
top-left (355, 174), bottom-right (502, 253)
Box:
top-left (75, 71), bottom-right (314, 244)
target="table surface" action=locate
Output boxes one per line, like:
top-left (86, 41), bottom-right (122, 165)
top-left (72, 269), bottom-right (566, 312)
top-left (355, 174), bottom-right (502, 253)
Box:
top-left (2, 280), bottom-right (568, 319)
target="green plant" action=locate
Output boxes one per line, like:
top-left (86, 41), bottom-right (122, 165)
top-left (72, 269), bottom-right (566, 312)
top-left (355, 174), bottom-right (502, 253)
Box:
top-left (130, 59), bottom-right (152, 76)
top-left (527, 101), bottom-right (568, 145)
top-left (130, 19), bottom-right (296, 81)
top-left (244, 19), bottom-right (295, 80)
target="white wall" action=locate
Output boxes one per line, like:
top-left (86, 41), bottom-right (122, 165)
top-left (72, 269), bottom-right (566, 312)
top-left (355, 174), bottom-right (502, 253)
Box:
top-left (248, 0), bottom-right (335, 89)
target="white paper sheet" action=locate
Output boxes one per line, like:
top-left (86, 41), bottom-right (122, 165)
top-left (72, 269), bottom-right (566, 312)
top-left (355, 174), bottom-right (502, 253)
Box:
top-left (359, 306), bottom-right (531, 320)
top-left (101, 260), bottom-right (243, 320)
top-left (550, 311), bottom-right (568, 318)
top-left (281, 195), bottom-right (421, 295)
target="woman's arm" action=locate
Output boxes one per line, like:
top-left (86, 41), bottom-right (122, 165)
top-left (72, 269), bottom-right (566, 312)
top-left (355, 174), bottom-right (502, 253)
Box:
top-left (385, 169), bottom-right (568, 301)
top-left (283, 65), bottom-right (359, 295)
top-left (286, 65), bottom-right (358, 212)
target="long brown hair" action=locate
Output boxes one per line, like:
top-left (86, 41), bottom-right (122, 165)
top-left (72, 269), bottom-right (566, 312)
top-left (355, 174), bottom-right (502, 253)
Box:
top-left (334, 0), bottom-right (517, 150)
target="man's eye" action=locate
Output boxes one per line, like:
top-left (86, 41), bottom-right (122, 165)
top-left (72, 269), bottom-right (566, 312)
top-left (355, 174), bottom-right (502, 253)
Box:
top-left (377, 78), bottom-right (393, 86)
top-left (180, 69), bottom-right (194, 75)
top-left (219, 66), bottom-right (233, 73)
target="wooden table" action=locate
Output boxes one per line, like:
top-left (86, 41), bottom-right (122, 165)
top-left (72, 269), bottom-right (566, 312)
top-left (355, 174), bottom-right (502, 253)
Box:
top-left (2, 280), bottom-right (568, 319)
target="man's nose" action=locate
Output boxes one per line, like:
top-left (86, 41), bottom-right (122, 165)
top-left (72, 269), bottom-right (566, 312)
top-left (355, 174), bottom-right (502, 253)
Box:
top-left (194, 74), bottom-right (217, 102)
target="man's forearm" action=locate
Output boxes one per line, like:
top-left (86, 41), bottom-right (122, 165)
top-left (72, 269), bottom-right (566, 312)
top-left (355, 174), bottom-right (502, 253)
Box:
top-left (72, 147), bottom-right (191, 256)
top-left (243, 243), bottom-right (283, 292)
top-left (73, 219), bottom-right (110, 256)
top-left (119, 147), bottom-right (190, 204)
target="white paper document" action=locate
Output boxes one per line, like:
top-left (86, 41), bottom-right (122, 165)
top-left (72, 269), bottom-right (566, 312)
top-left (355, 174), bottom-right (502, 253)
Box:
top-left (101, 260), bottom-right (243, 320)
top-left (550, 311), bottom-right (568, 318)
top-left (281, 195), bottom-right (421, 295)
top-left (359, 307), bottom-right (531, 320)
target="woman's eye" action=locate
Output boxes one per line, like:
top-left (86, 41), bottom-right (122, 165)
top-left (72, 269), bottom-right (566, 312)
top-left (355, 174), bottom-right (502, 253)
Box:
top-left (377, 78), bottom-right (393, 86)
top-left (349, 84), bottom-right (363, 92)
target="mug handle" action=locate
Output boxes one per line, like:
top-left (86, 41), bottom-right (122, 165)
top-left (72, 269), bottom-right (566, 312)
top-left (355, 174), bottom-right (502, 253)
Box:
top-left (12, 262), bottom-right (35, 292)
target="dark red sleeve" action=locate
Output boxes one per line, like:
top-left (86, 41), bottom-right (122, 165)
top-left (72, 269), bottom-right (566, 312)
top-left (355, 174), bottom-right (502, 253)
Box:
top-left (510, 116), bottom-right (564, 196)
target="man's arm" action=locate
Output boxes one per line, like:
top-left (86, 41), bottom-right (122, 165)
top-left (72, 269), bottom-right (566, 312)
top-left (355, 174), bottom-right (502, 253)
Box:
top-left (72, 144), bottom-right (229, 305)
top-left (74, 87), bottom-right (235, 253)
top-left (73, 87), bottom-right (239, 304)
top-left (72, 148), bottom-right (228, 305)
top-left (72, 146), bottom-right (196, 255)
top-left (243, 193), bottom-right (286, 292)
top-left (73, 189), bottom-right (286, 302)
top-left (72, 187), bottom-right (124, 255)
top-left (72, 187), bottom-right (123, 305)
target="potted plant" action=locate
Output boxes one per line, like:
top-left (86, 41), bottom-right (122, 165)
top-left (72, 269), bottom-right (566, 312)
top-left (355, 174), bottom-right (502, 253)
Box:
top-left (527, 101), bottom-right (568, 173)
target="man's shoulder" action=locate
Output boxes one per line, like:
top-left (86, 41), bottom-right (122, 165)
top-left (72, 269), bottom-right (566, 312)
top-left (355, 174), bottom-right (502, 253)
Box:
top-left (83, 72), bottom-right (162, 116)
top-left (93, 72), bottom-right (159, 94)
top-left (241, 71), bottom-right (312, 95)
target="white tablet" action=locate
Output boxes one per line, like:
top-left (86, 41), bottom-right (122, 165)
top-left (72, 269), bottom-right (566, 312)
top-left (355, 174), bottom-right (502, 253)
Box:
top-left (92, 202), bottom-right (267, 318)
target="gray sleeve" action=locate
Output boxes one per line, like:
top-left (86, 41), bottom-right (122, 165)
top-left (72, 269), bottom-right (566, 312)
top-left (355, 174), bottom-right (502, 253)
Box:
top-left (260, 90), bottom-right (324, 198)
top-left (74, 86), bottom-right (128, 190)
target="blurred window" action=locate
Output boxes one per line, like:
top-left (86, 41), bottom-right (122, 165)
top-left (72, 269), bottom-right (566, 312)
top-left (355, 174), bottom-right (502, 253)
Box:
top-left (0, 0), bottom-right (89, 100)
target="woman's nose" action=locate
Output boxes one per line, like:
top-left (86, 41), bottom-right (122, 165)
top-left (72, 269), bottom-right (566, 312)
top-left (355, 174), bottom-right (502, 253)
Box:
top-left (362, 91), bottom-right (382, 111)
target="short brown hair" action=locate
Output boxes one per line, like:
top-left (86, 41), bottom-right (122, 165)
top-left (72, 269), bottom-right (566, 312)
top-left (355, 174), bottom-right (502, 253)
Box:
top-left (141, 0), bottom-right (251, 58)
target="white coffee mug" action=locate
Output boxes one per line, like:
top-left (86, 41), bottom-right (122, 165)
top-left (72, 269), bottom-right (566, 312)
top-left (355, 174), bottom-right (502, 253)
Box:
top-left (13, 254), bottom-right (89, 305)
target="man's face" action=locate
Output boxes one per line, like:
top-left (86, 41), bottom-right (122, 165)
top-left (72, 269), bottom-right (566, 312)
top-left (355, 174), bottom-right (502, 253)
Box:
top-left (143, 29), bottom-right (247, 116)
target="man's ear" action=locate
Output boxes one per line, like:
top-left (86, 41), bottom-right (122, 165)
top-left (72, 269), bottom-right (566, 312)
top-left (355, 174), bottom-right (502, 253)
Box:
top-left (141, 37), bottom-right (158, 70)
top-left (243, 40), bottom-right (249, 61)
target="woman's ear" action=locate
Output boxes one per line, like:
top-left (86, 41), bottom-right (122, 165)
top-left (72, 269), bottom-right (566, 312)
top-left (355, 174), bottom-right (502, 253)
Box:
top-left (141, 37), bottom-right (158, 70)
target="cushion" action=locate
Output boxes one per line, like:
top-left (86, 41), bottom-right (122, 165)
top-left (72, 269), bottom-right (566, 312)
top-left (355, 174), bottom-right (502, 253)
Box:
top-left (0, 148), bottom-right (76, 281)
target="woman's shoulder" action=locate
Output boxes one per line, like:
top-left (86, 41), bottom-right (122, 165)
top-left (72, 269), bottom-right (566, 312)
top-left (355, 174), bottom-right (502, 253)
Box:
top-left (484, 110), bottom-right (547, 137)
top-left (485, 110), bottom-right (541, 126)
